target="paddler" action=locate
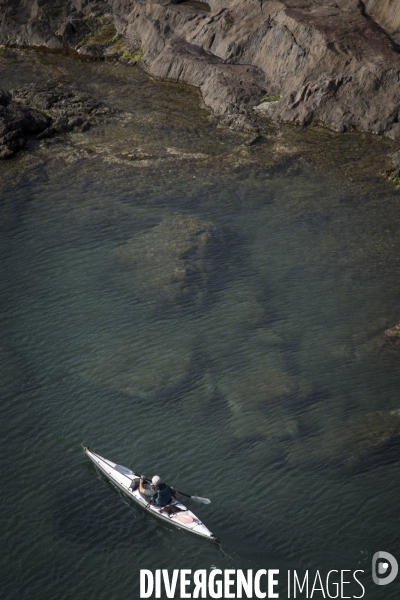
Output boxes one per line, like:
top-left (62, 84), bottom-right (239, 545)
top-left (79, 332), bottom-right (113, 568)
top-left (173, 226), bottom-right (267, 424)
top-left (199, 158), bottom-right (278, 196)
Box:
top-left (139, 475), bottom-right (176, 506)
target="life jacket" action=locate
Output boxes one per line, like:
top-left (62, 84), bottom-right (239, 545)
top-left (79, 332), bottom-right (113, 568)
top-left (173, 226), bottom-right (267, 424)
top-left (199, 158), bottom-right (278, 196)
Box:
top-left (154, 483), bottom-right (172, 506)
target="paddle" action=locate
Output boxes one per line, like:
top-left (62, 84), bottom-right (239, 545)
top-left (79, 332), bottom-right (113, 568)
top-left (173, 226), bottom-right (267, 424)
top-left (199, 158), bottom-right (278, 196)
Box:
top-left (175, 490), bottom-right (211, 505)
top-left (140, 474), bottom-right (211, 504)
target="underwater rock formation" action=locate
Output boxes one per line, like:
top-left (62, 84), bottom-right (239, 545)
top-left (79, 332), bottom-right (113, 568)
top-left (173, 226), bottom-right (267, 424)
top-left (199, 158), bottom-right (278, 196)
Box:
top-left (287, 409), bottom-right (400, 467)
top-left (115, 214), bottom-right (223, 305)
top-left (354, 321), bottom-right (400, 361)
top-left (200, 283), bottom-right (305, 441)
top-left (384, 323), bottom-right (400, 340)
top-left (386, 150), bottom-right (400, 181)
top-left (78, 325), bottom-right (195, 399)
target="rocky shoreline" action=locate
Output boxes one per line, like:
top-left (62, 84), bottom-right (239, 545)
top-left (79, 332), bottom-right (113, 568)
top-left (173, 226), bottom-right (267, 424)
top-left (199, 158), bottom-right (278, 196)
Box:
top-left (1, 1), bottom-right (400, 137)
top-left (0, 82), bottom-right (114, 158)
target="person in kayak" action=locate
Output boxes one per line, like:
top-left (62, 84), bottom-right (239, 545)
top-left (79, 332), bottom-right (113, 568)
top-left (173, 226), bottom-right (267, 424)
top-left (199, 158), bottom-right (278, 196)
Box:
top-left (139, 475), bottom-right (176, 506)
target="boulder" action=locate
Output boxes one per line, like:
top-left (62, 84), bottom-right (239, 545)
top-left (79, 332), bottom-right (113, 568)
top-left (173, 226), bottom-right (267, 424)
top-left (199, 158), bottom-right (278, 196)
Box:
top-left (11, 82), bottom-right (113, 124)
top-left (0, 82), bottom-right (114, 158)
top-left (0, 102), bottom-right (50, 158)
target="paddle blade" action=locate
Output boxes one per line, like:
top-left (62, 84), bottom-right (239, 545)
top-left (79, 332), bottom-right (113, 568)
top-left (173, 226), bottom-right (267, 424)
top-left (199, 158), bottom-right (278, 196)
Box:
top-left (191, 495), bottom-right (211, 504)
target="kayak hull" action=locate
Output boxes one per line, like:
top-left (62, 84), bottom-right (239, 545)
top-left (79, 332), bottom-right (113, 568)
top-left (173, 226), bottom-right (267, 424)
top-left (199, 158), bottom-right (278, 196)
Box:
top-left (83, 447), bottom-right (219, 543)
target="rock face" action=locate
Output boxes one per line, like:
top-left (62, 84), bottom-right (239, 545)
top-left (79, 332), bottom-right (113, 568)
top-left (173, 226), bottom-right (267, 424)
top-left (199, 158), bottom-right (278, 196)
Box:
top-left (0, 82), bottom-right (113, 158)
top-left (115, 214), bottom-right (223, 304)
top-left (364, 0), bottom-right (400, 44)
top-left (2, 0), bottom-right (400, 138)
top-left (386, 150), bottom-right (400, 181)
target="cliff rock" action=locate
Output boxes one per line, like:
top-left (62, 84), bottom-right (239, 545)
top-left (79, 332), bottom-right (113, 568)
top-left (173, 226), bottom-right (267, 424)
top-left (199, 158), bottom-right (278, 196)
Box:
top-left (1, 1), bottom-right (400, 137)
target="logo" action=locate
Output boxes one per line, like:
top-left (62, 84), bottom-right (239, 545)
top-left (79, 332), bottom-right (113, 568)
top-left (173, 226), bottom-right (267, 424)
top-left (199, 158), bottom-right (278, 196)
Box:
top-left (372, 552), bottom-right (398, 586)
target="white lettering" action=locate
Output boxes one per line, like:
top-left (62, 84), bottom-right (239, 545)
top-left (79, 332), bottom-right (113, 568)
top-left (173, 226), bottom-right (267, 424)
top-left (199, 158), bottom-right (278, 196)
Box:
top-left (294, 571), bottom-right (309, 598)
top-left (209, 569), bottom-right (222, 599)
top-left (224, 570), bottom-right (236, 598)
top-left (155, 570), bottom-right (161, 598)
top-left (193, 570), bottom-right (207, 599)
top-left (352, 570), bottom-right (365, 599)
top-left (163, 570), bottom-right (179, 598)
top-left (181, 570), bottom-right (192, 599)
top-left (269, 569), bottom-right (279, 599)
top-left (141, 567), bottom-right (366, 600)
top-left (140, 570), bottom-right (153, 599)
top-left (341, 571), bottom-right (351, 599)
top-left (311, 571), bottom-right (325, 598)
top-left (237, 570), bottom-right (253, 598)
top-left (326, 570), bottom-right (339, 599)
top-left (254, 569), bottom-right (267, 599)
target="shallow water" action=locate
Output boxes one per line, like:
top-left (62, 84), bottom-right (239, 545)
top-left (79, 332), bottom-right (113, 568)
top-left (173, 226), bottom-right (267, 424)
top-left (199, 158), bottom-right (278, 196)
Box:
top-left (1, 50), bottom-right (400, 600)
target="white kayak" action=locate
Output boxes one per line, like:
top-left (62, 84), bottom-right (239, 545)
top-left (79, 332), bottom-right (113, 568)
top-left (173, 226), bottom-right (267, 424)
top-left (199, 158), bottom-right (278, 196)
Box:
top-left (83, 447), bottom-right (219, 543)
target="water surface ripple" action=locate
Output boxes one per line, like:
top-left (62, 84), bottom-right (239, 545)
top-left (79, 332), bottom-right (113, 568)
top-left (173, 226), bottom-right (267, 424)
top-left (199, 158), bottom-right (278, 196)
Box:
top-left (0, 49), bottom-right (399, 600)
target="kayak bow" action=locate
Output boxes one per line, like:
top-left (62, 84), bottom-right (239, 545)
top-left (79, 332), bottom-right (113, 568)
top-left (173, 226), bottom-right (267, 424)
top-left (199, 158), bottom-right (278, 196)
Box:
top-left (82, 446), bottom-right (219, 543)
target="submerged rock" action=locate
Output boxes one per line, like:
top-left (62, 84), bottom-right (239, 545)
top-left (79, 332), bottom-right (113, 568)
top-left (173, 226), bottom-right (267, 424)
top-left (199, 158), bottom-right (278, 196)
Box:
top-left (198, 282), bottom-right (304, 441)
top-left (12, 82), bottom-right (113, 129)
top-left (385, 151), bottom-right (400, 182)
top-left (0, 82), bottom-right (113, 159)
top-left (79, 326), bottom-right (195, 400)
top-left (218, 342), bottom-right (301, 440)
top-left (179, 372), bottom-right (218, 419)
top-left (200, 283), bottom-right (274, 363)
top-left (354, 321), bottom-right (400, 360)
top-left (287, 409), bottom-right (400, 467)
top-left (114, 214), bottom-right (224, 305)
top-left (384, 323), bottom-right (400, 340)
top-left (223, 354), bottom-right (299, 413)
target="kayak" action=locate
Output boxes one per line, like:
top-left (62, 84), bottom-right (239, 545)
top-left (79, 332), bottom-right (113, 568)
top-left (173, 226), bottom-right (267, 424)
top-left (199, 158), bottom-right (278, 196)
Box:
top-left (82, 447), bottom-right (219, 543)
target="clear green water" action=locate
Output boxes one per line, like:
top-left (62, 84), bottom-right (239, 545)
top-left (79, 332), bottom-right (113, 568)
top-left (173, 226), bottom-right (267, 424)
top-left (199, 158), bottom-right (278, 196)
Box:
top-left (1, 50), bottom-right (400, 600)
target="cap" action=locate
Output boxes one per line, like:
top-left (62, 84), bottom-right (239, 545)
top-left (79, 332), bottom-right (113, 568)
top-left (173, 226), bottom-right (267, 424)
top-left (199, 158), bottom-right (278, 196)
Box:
top-left (152, 475), bottom-right (162, 486)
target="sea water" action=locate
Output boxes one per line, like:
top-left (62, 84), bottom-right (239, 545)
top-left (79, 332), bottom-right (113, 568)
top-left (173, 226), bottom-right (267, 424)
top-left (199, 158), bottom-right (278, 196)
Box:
top-left (0, 50), bottom-right (400, 600)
